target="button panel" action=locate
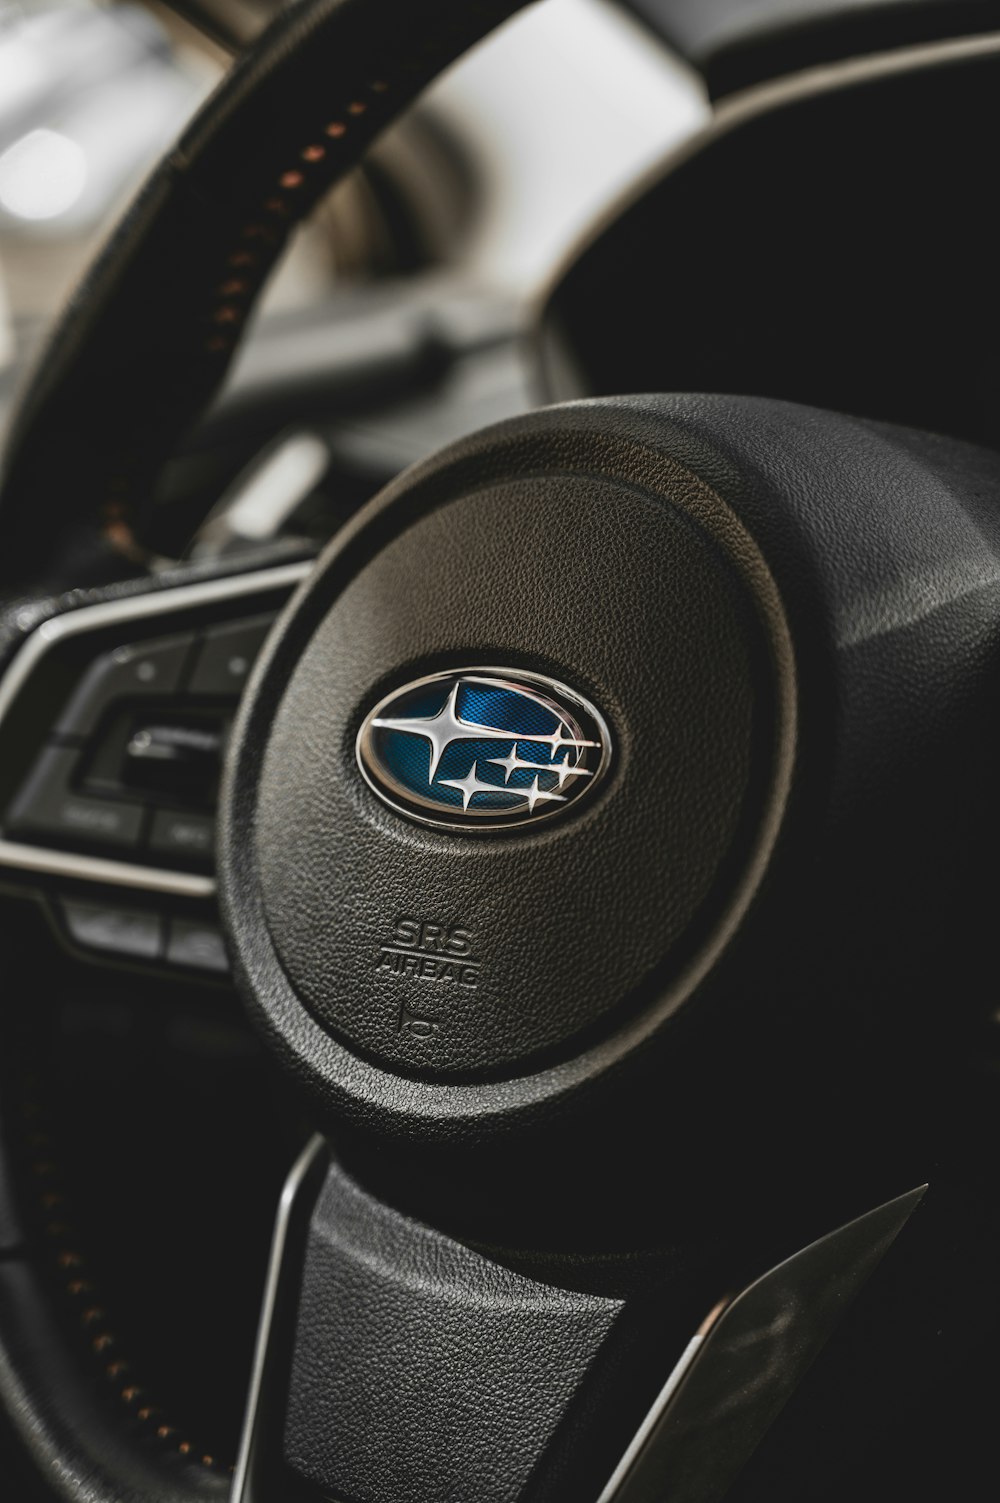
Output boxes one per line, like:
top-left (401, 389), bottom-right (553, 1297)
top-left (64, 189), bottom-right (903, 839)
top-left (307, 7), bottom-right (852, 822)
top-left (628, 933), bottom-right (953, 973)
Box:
top-left (62, 899), bottom-right (163, 960)
top-left (188, 615), bottom-right (274, 697)
top-left (58, 897), bottom-right (229, 976)
top-left (0, 561), bottom-right (310, 976)
top-left (166, 917), bottom-right (229, 974)
top-left (55, 634), bottom-right (196, 737)
top-left (8, 748), bottom-right (144, 852)
top-left (3, 611), bottom-right (277, 874)
top-left (149, 809), bottom-right (215, 864)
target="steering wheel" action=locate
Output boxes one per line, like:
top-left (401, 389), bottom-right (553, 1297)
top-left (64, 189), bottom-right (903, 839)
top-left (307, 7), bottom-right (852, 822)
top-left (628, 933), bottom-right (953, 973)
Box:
top-left (2, 2), bottom-right (1000, 1500)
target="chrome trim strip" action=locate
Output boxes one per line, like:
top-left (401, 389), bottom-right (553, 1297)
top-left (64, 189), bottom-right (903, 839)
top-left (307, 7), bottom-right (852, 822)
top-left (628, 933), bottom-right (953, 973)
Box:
top-left (0, 839), bottom-right (217, 898)
top-left (230, 1134), bottom-right (327, 1503)
top-left (594, 1300), bottom-right (729, 1503)
top-left (0, 561), bottom-right (313, 895)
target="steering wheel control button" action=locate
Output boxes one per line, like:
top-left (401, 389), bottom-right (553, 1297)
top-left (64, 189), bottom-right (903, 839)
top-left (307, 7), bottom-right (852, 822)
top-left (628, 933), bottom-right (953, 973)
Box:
top-left (149, 809), bottom-right (215, 863)
top-left (356, 670), bottom-right (610, 830)
top-left (55, 632), bottom-right (196, 737)
top-left (165, 917), bottom-right (229, 974)
top-left (7, 747), bottom-right (143, 850)
top-left (123, 720), bottom-right (226, 801)
top-left (61, 899), bottom-right (163, 961)
top-left (188, 615), bottom-right (274, 697)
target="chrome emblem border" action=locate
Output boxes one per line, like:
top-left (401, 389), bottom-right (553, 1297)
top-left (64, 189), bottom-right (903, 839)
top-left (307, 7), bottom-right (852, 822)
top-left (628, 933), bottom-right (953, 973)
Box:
top-left (355, 668), bottom-right (611, 832)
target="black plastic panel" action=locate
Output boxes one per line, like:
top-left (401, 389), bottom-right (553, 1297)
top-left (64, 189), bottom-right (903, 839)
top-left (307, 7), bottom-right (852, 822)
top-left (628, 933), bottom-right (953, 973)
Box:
top-left (281, 1156), bottom-right (699, 1503)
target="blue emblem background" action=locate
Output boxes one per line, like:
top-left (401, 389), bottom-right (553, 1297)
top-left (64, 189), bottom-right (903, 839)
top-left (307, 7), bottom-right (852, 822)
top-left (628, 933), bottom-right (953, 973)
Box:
top-left (377, 680), bottom-right (565, 811)
top-left (357, 672), bottom-right (608, 825)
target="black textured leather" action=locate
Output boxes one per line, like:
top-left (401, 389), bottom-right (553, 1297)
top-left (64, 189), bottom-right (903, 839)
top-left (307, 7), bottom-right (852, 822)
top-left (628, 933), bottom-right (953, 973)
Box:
top-left (283, 1155), bottom-right (703, 1503)
top-left (0, 0), bottom-right (530, 584)
top-left (252, 465), bottom-right (783, 1078)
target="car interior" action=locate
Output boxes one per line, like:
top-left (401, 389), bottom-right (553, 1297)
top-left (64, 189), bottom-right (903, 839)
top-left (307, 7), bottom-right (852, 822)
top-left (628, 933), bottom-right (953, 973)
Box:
top-left (2, 2), bottom-right (1000, 1499)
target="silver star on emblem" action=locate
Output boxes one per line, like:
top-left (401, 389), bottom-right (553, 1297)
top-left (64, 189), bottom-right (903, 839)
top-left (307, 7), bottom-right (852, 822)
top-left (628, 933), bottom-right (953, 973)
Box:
top-left (438, 761), bottom-right (515, 811)
top-left (372, 682), bottom-right (518, 782)
top-left (522, 777), bottom-right (567, 814)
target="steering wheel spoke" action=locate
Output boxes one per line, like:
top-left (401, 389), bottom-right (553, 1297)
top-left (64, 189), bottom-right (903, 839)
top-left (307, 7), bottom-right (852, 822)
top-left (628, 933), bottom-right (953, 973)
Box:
top-left (232, 1138), bottom-right (716, 1503)
top-left (232, 1142), bottom-right (925, 1502)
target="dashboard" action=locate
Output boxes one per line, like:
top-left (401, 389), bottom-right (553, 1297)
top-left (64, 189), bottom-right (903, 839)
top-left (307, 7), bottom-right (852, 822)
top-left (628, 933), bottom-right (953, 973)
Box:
top-left (545, 29), bottom-right (1000, 449)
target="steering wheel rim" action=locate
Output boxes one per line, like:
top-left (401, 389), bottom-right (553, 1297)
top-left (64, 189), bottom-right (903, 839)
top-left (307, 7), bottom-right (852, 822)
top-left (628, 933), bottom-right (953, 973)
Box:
top-left (0, 0), bottom-right (531, 587)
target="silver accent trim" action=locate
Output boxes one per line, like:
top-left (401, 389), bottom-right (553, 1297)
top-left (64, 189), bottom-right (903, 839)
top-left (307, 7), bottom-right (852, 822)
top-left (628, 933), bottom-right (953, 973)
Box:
top-left (231, 1134), bottom-right (327, 1503)
top-left (192, 432), bottom-right (330, 559)
top-left (0, 561), bottom-right (313, 896)
top-left (0, 840), bottom-right (217, 898)
top-left (594, 1309), bottom-right (725, 1503)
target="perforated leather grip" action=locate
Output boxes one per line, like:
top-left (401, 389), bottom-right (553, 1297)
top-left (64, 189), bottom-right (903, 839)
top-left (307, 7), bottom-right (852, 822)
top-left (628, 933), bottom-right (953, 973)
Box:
top-left (0, 0), bottom-right (531, 583)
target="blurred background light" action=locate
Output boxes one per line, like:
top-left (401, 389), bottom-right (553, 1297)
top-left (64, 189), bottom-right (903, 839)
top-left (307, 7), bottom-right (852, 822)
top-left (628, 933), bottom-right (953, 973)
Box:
top-left (0, 128), bottom-right (88, 222)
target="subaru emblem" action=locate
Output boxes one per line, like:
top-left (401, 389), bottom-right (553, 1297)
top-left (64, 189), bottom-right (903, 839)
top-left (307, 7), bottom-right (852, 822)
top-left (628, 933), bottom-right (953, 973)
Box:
top-left (356, 669), bottom-right (611, 831)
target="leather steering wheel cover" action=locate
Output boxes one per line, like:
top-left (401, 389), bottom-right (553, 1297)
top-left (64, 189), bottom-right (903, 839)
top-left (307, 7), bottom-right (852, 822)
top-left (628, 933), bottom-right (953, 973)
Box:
top-left (0, 0), bottom-right (531, 586)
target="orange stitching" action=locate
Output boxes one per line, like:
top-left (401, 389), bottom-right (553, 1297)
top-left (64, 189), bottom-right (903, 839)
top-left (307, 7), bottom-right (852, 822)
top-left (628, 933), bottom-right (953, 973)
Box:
top-left (204, 77), bottom-right (394, 355)
top-left (21, 1106), bottom-right (228, 1472)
